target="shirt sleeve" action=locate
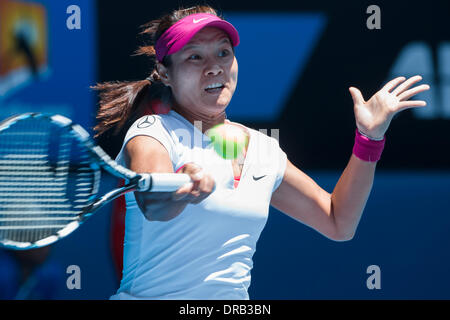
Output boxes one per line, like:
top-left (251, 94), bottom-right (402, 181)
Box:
top-left (271, 136), bottom-right (287, 193)
top-left (123, 114), bottom-right (176, 161)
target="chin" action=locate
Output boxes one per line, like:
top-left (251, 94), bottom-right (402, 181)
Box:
top-left (214, 101), bottom-right (230, 112)
top-left (215, 94), bottom-right (232, 107)
top-left (209, 105), bottom-right (228, 115)
top-left (203, 103), bottom-right (227, 117)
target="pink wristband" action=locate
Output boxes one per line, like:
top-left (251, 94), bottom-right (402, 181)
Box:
top-left (352, 129), bottom-right (385, 162)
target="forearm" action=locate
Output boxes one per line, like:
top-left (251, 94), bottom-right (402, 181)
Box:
top-left (145, 200), bottom-right (189, 221)
top-left (330, 154), bottom-right (377, 240)
top-left (135, 192), bottom-right (189, 221)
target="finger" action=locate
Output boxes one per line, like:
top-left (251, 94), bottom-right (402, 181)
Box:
top-left (190, 185), bottom-right (202, 198)
top-left (199, 175), bottom-right (215, 194)
top-left (191, 176), bottom-right (215, 204)
top-left (187, 170), bottom-right (204, 198)
top-left (349, 87), bottom-right (365, 105)
top-left (397, 84), bottom-right (430, 101)
top-left (195, 175), bottom-right (208, 194)
top-left (180, 163), bottom-right (204, 182)
top-left (391, 75), bottom-right (423, 96)
top-left (172, 182), bottom-right (194, 201)
top-left (190, 169), bottom-right (204, 183)
top-left (179, 162), bottom-right (201, 173)
top-left (382, 76), bottom-right (406, 92)
top-left (396, 100), bottom-right (427, 112)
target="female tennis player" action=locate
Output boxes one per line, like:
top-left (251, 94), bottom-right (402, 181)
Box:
top-left (94, 5), bottom-right (429, 300)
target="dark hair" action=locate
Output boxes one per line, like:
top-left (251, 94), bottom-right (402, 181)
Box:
top-left (92, 5), bottom-right (222, 137)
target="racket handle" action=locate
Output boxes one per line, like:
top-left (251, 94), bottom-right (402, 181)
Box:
top-left (138, 173), bottom-right (192, 192)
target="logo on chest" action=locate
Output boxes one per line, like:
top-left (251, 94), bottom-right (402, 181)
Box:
top-left (252, 174), bottom-right (267, 181)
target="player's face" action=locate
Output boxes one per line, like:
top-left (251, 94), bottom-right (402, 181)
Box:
top-left (165, 27), bottom-right (238, 117)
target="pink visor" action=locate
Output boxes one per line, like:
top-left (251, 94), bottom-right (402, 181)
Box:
top-left (155, 13), bottom-right (240, 63)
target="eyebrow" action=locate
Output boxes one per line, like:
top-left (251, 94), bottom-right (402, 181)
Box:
top-left (182, 37), bottom-right (231, 52)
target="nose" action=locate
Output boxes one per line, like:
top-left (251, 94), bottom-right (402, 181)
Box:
top-left (204, 63), bottom-right (223, 77)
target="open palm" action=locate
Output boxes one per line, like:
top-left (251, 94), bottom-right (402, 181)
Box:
top-left (349, 76), bottom-right (430, 140)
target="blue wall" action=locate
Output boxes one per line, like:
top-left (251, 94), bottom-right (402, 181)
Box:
top-left (251, 171), bottom-right (450, 299)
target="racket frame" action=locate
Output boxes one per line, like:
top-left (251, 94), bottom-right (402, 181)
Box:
top-left (0, 113), bottom-right (150, 250)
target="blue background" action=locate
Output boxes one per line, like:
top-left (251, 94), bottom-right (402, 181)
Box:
top-left (1, 0), bottom-right (449, 299)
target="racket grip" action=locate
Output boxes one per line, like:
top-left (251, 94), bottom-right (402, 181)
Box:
top-left (139, 173), bottom-right (192, 192)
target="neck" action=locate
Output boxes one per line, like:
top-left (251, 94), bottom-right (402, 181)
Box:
top-left (172, 104), bottom-right (227, 134)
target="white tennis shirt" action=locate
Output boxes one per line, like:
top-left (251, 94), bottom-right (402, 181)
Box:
top-left (110, 110), bottom-right (287, 300)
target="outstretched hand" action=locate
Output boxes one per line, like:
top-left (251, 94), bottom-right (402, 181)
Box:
top-left (349, 75), bottom-right (430, 140)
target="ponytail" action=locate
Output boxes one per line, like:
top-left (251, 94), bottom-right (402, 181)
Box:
top-left (92, 71), bottom-right (169, 137)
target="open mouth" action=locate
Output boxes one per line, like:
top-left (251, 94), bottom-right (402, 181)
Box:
top-left (205, 83), bottom-right (225, 93)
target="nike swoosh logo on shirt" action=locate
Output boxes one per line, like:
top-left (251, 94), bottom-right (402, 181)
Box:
top-left (193, 18), bottom-right (208, 23)
top-left (253, 175), bottom-right (267, 181)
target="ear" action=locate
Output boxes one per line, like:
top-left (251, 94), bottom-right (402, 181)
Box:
top-left (156, 63), bottom-right (170, 86)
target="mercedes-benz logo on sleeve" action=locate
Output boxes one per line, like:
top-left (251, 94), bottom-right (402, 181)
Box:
top-left (137, 116), bottom-right (156, 128)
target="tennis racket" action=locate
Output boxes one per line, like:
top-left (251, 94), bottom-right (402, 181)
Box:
top-left (0, 113), bottom-right (191, 250)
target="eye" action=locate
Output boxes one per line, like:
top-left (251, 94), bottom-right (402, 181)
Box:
top-left (219, 49), bottom-right (230, 57)
top-left (188, 54), bottom-right (201, 60)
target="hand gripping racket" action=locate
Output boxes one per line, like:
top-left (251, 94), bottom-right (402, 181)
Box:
top-left (0, 113), bottom-right (191, 250)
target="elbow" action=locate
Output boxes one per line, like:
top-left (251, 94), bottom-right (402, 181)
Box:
top-left (332, 234), bottom-right (354, 242)
top-left (136, 201), bottom-right (155, 221)
top-left (327, 207), bottom-right (355, 242)
top-left (143, 211), bottom-right (159, 222)
top-left (328, 228), bottom-right (355, 242)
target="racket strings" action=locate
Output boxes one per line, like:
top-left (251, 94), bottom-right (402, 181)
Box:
top-left (0, 117), bottom-right (97, 245)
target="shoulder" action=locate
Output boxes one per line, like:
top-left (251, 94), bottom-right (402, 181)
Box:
top-left (124, 113), bottom-right (176, 143)
top-left (128, 113), bottom-right (171, 134)
top-left (117, 112), bottom-right (182, 165)
top-left (126, 111), bottom-right (193, 139)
